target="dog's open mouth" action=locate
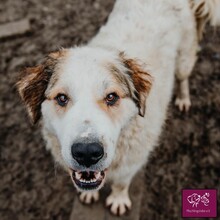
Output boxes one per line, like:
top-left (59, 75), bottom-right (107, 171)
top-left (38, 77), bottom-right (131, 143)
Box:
top-left (71, 170), bottom-right (106, 191)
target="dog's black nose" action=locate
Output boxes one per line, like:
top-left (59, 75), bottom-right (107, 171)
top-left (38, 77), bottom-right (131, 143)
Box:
top-left (71, 142), bottom-right (104, 167)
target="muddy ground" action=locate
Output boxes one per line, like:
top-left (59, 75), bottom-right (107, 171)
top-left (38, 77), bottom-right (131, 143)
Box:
top-left (0, 0), bottom-right (220, 219)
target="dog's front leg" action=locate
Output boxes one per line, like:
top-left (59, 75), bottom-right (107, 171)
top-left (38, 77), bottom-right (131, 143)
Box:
top-left (175, 78), bottom-right (191, 111)
top-left (106, 183), bottom-right (131, 216)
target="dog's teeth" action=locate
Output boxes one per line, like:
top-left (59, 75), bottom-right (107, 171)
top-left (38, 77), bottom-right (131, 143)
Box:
top-left (94, 172), bottom-right (101, 179)
top-left (80, 179), bottom-right (90, 183)
top-left (75, 171), bottom-right (103, 184)
top-left (75, 172), bottom-right (82, 180)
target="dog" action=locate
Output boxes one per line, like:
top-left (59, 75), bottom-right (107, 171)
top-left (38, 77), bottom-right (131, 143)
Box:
top-left (17, 0), bottom-right (220, 216)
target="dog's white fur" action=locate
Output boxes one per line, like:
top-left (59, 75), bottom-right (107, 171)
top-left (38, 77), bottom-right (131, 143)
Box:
top-left (17, 0), bottom-right (220, 216)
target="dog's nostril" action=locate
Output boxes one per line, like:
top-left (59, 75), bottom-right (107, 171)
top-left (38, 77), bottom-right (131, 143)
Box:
top-left (71, 142), bottom-right (104, 167)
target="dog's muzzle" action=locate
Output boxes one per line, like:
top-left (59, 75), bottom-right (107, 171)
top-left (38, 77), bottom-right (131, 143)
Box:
top-left (70, 142), bottom-right (106, 190)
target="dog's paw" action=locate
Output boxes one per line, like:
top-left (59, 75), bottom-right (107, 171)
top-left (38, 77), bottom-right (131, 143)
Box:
top-left (79, 190), bottom-right (99, 204)
top-left (175, 96), bottom-right (191, 112)
top-left (106, 192), bottom-right (131, 216)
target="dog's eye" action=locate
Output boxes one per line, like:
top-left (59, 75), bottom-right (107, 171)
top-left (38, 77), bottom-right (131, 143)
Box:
top-left (105, 93), bottom-right (119, 106)
top-left (55, 94), bottom-right (69, 107)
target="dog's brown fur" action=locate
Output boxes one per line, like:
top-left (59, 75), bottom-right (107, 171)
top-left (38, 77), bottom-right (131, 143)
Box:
top-left (17, 50), bottom-right (66, 123)
top-left (121, 56), bottom-right (153, 117)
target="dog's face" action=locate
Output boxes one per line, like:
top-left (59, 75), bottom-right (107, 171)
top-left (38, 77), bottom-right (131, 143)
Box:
top-left (17, 47), bottom-right (152, 191)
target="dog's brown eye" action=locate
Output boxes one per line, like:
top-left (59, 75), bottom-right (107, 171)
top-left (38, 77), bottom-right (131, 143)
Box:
top-left (55, 94), bottom-right (69, 107)
top-left (105, 93), bottom-right (119, 106)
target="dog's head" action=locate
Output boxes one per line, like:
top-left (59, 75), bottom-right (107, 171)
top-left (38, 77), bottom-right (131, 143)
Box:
top-left (17, 47), bottom-right (152, 191)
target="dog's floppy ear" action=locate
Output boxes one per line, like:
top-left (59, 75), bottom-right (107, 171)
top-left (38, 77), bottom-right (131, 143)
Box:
top-left (17, 50), bottom-right (66, 124)
top-left (120, 52), bottom-right (153, 117)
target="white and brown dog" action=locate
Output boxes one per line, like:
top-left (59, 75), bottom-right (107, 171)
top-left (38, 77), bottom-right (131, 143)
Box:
top-left (17, 0), bottom-right (220, 216)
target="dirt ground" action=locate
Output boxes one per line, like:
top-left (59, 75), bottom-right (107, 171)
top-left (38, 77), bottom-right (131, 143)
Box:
top-left (0, 0), bottom-right (219, 219)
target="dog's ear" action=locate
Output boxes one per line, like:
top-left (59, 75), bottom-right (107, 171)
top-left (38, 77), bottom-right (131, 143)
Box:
top-left (17, 50), bottom-right (66, 124)
top-left (120, 53), bottom-right (153, 117)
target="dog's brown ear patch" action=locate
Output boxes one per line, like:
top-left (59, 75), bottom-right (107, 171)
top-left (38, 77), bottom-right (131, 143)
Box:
top-left (17, 50), bottom-right (66, 124)
top-left (121, 53), bottom-right (153, 117)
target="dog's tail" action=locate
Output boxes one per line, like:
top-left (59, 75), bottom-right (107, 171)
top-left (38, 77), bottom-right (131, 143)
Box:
top-left (190, 0), bottom-right (220, 40)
